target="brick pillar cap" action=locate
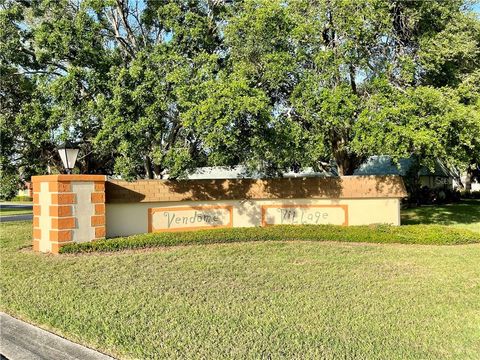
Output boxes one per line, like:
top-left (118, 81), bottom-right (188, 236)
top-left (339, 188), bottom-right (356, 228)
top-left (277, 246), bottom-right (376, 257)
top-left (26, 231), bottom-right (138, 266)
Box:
top-left (32, 175), bottom-right (106, 182)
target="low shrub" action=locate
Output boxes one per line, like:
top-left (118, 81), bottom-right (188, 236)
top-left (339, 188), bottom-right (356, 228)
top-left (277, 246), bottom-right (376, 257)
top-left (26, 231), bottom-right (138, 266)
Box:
top-left (11, 196), bottom-right (33, 202)
top-left (59, 224), bottom-right (480, 254)
top-left (406, 186), bottom-right (461, 205)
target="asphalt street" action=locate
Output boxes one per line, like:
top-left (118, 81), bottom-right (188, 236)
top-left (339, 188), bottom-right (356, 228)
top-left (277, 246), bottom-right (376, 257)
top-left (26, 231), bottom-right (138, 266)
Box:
top-left (0, 215), bottom-right (33, 223)
top-left (0, 313), bottom-right (114, 360)
top-left (0, 203), bottom-right (33, 223)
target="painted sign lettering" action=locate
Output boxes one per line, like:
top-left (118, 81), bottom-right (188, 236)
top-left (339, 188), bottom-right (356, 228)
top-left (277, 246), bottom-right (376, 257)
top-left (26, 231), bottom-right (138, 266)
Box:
top-left (148, 206), bottom-right (233, 232)
top-left (261, 205), bottom-right (348, 226)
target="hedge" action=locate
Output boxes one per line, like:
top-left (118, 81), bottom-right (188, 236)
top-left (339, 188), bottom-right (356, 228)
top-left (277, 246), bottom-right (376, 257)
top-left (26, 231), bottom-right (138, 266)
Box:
top-left (59, 224), bottom-right (480, 254)
top-left (11, 196), bottom-right (33, 202)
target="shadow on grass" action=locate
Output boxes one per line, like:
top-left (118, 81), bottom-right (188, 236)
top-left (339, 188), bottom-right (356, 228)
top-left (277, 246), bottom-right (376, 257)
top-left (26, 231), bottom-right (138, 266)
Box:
top-left (401, 200), bottom-right (480, 226)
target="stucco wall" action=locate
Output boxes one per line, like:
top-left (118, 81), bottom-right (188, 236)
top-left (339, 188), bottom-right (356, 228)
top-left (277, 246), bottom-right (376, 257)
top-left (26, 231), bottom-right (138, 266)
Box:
top-left (106, 197), bottom-right (401, 238)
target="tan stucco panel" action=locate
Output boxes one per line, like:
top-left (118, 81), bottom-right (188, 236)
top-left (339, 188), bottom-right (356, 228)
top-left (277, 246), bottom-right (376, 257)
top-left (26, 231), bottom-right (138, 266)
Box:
top-left (106, 198), bottom-right (400, 238)
top-left (71, 182), bottom-right (96, 243)
top-left (38, 182), bottom-right (51, 252)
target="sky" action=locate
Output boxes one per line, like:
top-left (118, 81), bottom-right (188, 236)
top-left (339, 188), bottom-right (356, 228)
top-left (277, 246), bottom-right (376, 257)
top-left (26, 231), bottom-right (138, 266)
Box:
top-left (473, 3), bottom-right (480, 16)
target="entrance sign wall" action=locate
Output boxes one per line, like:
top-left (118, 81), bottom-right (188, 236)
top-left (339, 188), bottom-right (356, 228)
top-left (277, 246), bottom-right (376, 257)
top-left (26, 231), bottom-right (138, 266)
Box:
top-left (32, 175), bottom-right (407, 253)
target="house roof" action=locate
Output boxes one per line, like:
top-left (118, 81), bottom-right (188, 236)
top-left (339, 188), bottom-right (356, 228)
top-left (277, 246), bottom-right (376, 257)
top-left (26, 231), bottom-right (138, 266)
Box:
top-left (171, 156), bottom-right (456, 180)
top-left (354, 156), bottom-right (458, 178)
top-left (183, 165), bottom-right (335, 180)
top-left (354, 156), bottom-right (411, 176)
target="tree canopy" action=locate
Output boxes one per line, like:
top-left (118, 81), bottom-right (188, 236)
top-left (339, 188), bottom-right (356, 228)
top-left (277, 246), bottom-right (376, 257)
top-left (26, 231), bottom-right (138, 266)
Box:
top-left (1, 0), bottom-right (479, 193)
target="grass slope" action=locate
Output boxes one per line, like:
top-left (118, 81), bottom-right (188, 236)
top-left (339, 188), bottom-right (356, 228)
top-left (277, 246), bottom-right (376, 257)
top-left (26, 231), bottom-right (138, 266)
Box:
top-left (1, 221), bottom-right (480, 359)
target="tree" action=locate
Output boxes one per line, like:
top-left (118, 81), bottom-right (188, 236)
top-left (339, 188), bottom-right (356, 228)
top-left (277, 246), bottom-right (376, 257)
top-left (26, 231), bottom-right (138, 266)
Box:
top-left (2, 0), bottom-right (479, 182)
top-left (92, 0), bottom-right (232, 179)
top-left (190, 0), bottom-right (480, 175)
top-left (1, 3), bottom-right (40, 196)
top-left (1, 0), bottom-right (116, 182)
top-left (1, 0), bottom-right (234, 180)
top-left (353, 5), bottom-right (480, 175)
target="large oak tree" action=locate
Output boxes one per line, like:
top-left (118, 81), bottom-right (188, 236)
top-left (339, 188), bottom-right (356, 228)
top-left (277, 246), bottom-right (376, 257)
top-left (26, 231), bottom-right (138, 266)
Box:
top-left (190, 0), bottom-right (480, 175)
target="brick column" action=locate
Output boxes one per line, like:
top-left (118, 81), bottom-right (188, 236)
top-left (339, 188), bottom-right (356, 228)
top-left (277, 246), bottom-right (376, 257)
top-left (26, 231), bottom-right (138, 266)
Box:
top-left (32, 175), bottom-right (106, 254)
top-left (91, 182), bottom-right (106, 239)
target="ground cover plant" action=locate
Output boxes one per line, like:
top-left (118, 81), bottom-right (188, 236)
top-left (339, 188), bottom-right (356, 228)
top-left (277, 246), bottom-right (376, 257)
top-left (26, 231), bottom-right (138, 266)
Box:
top-left (60, 224), bottom-right (480, 254)
top-left (1, 220), bottom-right (480, 359)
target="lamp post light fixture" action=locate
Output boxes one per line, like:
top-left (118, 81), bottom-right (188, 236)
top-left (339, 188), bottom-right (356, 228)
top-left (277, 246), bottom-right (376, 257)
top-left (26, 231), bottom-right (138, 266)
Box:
top-left (57, 142), bottom-right (79, 174)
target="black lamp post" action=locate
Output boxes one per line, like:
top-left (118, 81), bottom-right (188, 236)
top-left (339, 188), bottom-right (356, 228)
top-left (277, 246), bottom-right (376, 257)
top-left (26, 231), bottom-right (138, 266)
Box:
top-left (57, 142), bottom-right (79, 174)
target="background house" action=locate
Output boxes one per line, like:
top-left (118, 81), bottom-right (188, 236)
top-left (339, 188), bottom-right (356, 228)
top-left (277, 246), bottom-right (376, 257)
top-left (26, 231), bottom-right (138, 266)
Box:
top-left (16, 181), bottom-right (33, 199)
top-left (353, 156), bottom-right (459, 190)
top-left (182, 155), bottom-right (459, 190)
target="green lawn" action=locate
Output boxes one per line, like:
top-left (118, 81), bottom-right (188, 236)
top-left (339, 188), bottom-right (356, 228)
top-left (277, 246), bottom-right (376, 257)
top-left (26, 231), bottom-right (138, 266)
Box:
top-left (0, 208), bottom-right (32, 216)
top-left (402, 199), bottom-right (480, 232)
top-left (1, 221), bottom-right (480, 359)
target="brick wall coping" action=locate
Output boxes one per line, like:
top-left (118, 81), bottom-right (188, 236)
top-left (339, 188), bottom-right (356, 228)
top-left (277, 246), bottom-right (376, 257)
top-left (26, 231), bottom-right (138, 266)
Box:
top-left (106, 175), bottom-right (407, 203)
top-left (32, 175), bottom-right (107, 182)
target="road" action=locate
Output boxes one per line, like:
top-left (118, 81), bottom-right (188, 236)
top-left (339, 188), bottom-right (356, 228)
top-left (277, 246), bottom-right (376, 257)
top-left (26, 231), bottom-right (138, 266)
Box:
top-left (0, 215), bottom-right (33, 222)
top-left (0, 203), bottom-right (32, 210)
top-left (0, 203), bottom-right (33, 223)
top-left (0, 313), bottom-right (114, 360)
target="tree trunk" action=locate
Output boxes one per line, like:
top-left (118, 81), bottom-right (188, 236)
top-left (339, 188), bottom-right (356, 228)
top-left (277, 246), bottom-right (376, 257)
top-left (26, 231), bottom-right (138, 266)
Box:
top-left (331, 133), bottom-right (362, 176)
top-left (334, 151), bottom-right (361, 176)
top-left (145, 156), bottom-right (154, 179)
top-left (153, 163), bottom-right (163, 179)
top-left (465, 167), bottom-right (473, 192)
